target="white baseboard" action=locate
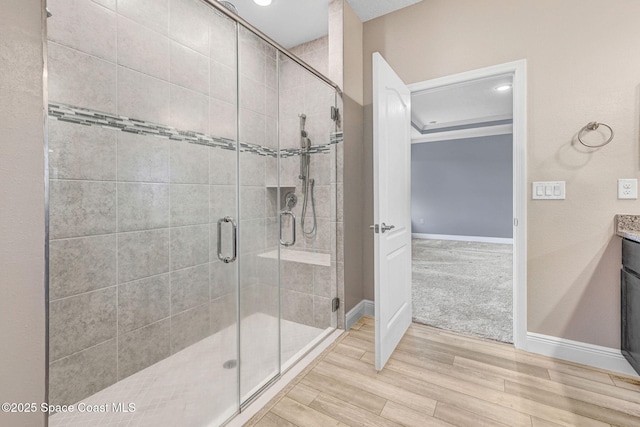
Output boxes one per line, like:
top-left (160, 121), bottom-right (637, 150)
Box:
top-left (345, 300), bottom-right (637, 377)
top-left (346, 299), bottom-right (375, 330)
top-left (411, 233), bottom-right (513, 244)
top-left (526, 332), bottom-right (637, 377)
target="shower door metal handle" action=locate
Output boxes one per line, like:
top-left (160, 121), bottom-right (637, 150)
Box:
top-left (280, 211), bottom-right (296, 247)
top-left (217, 216), bottom-right (237, 263)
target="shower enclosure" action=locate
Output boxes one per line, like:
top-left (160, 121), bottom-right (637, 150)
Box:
top-left (46, 0), bottom-right (342, 425)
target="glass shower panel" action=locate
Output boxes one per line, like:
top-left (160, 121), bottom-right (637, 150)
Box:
top-left (278, 51), bottom-right (339, 370)
top-left (46, 1), bottom-right (239, 425)
top-left (237, 26), bottom-right (281, 401)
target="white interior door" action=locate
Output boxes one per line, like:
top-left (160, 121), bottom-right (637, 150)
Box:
top-left (373, 52), bottom-right (412, 371)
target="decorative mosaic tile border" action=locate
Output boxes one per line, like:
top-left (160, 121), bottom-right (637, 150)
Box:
top-left (48, 103), bottom-right (343, 158)
top-left (330, 132), bottom-right (343, 145)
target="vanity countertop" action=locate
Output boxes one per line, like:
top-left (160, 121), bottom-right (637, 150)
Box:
top-left (616, 215), bottom-right (640, 243)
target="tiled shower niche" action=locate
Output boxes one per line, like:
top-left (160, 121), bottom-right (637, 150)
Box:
top-left (46, 0), bottom-right (343, 425)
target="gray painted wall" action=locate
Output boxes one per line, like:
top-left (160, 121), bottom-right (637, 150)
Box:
top-left (0, 0), bottom-right (47, 426)
top-left (411, 134), bottom-right (513, 238)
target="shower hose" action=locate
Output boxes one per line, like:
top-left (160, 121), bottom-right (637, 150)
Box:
top-left (301, 177), bottom-right (317, 237)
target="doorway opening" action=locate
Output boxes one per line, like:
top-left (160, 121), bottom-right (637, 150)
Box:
top-left (407, 61), bottom-right (527, 347)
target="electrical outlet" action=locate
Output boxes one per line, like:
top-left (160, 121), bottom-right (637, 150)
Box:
top-left (618, 179), bottom-right (638, 199)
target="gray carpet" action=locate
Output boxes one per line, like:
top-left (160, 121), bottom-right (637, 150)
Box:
top-left (412, 239), bottom-right (513, 343)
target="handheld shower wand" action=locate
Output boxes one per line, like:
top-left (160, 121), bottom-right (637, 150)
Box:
top-left (298, 113), bottom-right (317, 238)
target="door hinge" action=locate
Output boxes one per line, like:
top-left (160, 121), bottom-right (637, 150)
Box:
top-left (332, 297), bottom-right (340, 312)
top-left (331, 106), bottom-right (340, 122)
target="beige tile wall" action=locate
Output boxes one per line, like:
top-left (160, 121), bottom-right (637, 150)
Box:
top-left (46, 0), bottom-right (242, 406)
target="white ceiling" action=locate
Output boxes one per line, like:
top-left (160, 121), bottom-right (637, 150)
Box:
top-left (347, 0), bottom-right (423, 22)
top-left (225, 0), bottom-right (423, 48)
top-left (411, 74), bottom-right (514, 139)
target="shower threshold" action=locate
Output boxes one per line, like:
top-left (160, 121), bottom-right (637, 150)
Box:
top-left (239, 322), bottom-right (335, 408)
top-left (225, 328), bottom-right (342, 427)
top-left (49, 313), bottom-right (337, 427)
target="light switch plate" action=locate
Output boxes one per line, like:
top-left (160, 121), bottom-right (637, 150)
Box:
top-left (618, 179), bottom-right (638, 199)
top-left (532, 181), bottom-right (566, 200)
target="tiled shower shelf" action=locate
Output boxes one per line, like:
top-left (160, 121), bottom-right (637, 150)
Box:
top-left (258, 249), bottom-right (330, 266)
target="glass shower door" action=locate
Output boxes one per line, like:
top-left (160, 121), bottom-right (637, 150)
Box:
top-left (236, 25), bottom-right (341, 405)
top-left (277, 47), bottom-right (340, 371)
top-left (238, 26), bottom-right (281, 402)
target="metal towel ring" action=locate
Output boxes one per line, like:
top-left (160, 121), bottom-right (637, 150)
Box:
top-left (577, 121), bottom-right (614, 148)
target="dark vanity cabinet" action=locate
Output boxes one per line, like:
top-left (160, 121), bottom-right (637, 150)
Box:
top-left (621, 238), bottom-right (640, 374)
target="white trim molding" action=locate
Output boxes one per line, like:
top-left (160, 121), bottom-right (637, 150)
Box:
top-left (346, 299), bottom-right (375, 330)
top-left (412, 124), bottom-right (512, 144)
top-left (526, 332), bottom-right (637, 377)
top-left (411, 233), bottom-right (513, 245)
top-left (346, 300), bottom-right (639, 377)
top-left (408, 59), bottom-right (528, 350)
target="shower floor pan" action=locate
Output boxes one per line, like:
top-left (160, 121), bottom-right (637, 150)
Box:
top-left (49, 313), bottom-right (327, 427)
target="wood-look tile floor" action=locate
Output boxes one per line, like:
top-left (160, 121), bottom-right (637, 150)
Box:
top-left (246, 316), bottom-right (640, 427)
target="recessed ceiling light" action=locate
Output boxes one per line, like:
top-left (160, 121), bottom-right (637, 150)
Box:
top-left (495, 84), bottom-right (512, 92)
top-left (254, 0), bottom-right (272, 5)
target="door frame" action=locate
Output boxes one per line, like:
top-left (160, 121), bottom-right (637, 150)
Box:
top-left (407, 59), bottom-right (528, 349)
